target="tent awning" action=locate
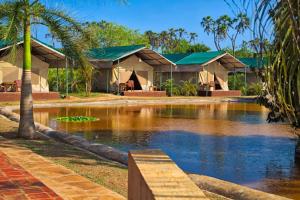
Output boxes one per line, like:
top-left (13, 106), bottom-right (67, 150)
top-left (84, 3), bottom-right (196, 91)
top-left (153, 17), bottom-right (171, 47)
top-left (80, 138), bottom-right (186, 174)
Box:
top-left (90, 45), bottom-right (176, 69)
top-left (0, 38), bottom-right (66, 68)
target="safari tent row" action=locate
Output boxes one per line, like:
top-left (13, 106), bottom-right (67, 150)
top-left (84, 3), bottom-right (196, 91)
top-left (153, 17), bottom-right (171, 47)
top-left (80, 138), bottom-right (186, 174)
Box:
top-left (89, 46), bottom-right (245, 96)
top-left (0, 37), bottom-right (247, 97)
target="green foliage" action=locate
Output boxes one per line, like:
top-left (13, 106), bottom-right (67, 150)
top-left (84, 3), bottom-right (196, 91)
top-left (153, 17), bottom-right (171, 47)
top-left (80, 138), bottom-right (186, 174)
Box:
top-left (144, 28), bottom-right (210, 54)
top-left (162, 79), bottom-right (198, 96)
top-left (228, 73), bottom-right (245, 91)
top-left (83, 20), bottom-right (149, 48)
top-left (229, 73), bottom-right (263, 96)
top-left (201, 13), bottom-right (250, 55)
top-left (161, 79), bottom-right (180, 96)
top-left (224, 41), bottom-right (253, 57)
top-left (48, 68), bottom-right (87, 94)
top-left (56, 116), bottom-right (98, 123)
top-left (180, 80), bottom-right (198, 96)
top-left (255, 0), bottom-right (300, 127)
top-left (246, 83), bottom-right (263, 96)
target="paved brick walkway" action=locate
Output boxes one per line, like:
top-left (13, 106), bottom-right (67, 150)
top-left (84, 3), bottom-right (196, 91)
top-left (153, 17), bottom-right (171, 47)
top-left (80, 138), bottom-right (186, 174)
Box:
top-left (0, 138), bottom-right (125, 200)
top-left (0, 152), bottom-right (62, 200)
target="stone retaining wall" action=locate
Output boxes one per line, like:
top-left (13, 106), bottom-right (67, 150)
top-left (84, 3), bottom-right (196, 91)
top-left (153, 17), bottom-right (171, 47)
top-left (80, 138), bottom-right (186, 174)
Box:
top-left (189, 174), bottom-right (290, 200)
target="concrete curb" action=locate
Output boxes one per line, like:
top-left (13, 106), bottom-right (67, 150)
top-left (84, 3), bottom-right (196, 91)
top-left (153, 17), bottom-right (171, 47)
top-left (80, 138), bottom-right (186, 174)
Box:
top-left (0, 107), bottom-right (128, 165)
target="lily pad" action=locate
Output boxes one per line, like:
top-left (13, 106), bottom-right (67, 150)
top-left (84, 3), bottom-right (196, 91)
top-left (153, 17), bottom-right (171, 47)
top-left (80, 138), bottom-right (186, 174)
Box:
top-left (56, 116), bottom-right (98, 123)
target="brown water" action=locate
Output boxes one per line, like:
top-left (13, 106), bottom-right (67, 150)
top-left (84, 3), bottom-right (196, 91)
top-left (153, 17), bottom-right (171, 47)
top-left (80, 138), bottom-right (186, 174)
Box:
top-left (32, 103), bottom-right (300, 199)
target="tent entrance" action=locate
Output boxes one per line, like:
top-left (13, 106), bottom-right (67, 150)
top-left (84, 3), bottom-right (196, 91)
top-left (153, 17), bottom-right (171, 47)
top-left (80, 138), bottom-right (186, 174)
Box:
top-left (214, 73), bottom-right (222, 90)
top-left (129, 71), bottom-right (142, 90)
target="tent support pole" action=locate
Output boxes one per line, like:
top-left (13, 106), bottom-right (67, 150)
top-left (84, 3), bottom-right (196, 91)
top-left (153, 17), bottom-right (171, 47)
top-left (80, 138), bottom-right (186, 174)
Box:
top-left (65, 57), bottom-right (68, 96)
top-left (233, 66), bottom-right (236, 90)
top-left (117, 59), bottom-right (120, 96)
top-left (170, 64), bottom-right (173, 97)
top-left (244, 65), bottom-right (247, 95)
top-left (56, 67), bottom-right (59, 92)
top-left (206, 65), bottom-right (208, 97)
top-left (160, 71), bottom-right (162, 91)
top-left (106, 69), bottom-right (109, 93)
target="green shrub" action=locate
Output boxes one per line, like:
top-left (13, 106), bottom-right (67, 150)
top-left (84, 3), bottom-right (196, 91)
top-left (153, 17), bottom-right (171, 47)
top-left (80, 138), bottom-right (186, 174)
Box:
top-left (247, 83), bottom-right (263, 95)
top-left (228, 73), bottom-right (246, 90)
top-left (48, 68), bottom-right (86, 94)
top-left (180, 80), bottom-right (198, 96)
top-left (162, 79), bottom-right (180, 96)
top-left (162, 79), bottom-right (198, 96)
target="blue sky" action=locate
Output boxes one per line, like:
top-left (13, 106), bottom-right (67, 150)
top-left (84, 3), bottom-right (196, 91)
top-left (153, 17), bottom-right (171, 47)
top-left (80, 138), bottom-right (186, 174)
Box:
top-left (39, 0), bottom-right (253, 50)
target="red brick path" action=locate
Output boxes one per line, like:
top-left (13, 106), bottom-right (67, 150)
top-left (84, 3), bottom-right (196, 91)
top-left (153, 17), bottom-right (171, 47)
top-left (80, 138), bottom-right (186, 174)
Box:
top-left (0, 152), bottom-right (62, 200)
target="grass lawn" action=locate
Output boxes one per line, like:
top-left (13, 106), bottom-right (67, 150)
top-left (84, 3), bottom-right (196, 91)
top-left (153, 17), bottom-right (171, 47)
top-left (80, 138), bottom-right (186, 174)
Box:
top-left (68, 92), bottom-right (110, 98)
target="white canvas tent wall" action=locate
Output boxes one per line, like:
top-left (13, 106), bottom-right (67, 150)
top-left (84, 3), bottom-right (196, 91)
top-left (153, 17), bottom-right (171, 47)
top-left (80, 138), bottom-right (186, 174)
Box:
top-left (0, 38), bottom-right (66, 92)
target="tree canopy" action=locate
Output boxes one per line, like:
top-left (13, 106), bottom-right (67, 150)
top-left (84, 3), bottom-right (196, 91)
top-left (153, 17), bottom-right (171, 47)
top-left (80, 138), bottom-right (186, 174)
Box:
top-left (144, 28), bottom-right (210, 54)
top-left (82, 20), bottom-right (149, 48)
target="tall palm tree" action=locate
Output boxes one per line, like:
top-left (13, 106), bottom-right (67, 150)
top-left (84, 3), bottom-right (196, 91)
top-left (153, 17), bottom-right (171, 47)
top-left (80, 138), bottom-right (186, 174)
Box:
top-left (201, 16), bottom-right (222, 50)
top-left (189, 32), bottom-right (198, 44)
top-left (159, 31), bottom-right (169, 53)
top-left (0, 0), bottom-right (91, 139)
top-left (177, 28), bottom-right (186, 39)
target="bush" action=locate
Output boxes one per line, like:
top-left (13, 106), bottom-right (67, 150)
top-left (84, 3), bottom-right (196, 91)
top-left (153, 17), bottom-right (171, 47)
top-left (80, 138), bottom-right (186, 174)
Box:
top-left (161, 79), bottom-right (180, 96)
top-left (247, 82), bottom-right (263, 95)
top-left (162, 79), bottom-right (198, 96)
top-left (180, 80), bottom-right (198, 96)
top-left (48, 68), bottom-right (86, 94)
top-left (228, 73), bottom-right (246, 90)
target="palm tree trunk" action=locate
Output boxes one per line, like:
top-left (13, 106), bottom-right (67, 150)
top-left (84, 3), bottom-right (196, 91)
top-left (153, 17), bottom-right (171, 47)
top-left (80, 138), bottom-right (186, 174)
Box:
top-left (18, 1), bottom-right (35, 139)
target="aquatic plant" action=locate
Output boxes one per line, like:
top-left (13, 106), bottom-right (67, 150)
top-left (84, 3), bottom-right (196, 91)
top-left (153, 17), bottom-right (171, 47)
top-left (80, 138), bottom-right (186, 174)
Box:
top-left (56, 116), bottom-right (98, 123)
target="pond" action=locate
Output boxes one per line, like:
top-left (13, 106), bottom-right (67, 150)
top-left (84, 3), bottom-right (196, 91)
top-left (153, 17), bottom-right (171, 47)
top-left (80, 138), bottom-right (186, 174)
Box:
top-left (32, 103), bottom-right (300, 199)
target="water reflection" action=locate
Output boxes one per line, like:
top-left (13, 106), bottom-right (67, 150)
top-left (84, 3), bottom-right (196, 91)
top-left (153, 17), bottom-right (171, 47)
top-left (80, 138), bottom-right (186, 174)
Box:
top-left (31, 103), bottom-right (300, 199)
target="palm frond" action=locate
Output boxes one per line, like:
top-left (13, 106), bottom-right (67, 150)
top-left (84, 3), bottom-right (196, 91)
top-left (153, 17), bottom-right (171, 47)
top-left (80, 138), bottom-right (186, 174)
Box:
top-left (0, 1), bottom-right (23, 63)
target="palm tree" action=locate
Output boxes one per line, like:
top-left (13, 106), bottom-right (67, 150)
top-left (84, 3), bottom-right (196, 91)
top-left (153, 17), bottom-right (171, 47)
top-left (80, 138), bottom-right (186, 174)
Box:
top-left (177, 28), bottom-right (186, 39)
top-left (0, 0), bottom-right (91, 139)
top-left (201, 16), bottom-right (222, 50)
top-left (159, 31), bottom-right (169, 53)
top-left (189, 32), bottom-right (198, 44)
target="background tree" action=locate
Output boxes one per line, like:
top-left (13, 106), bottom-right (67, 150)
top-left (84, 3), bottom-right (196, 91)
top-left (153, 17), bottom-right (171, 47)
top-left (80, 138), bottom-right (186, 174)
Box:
top-left (145, 28), bottom-right (209, 54)
top-left (0, 0), bottom-right (91, 139)
top-left (201, 16), bottom-right (223, 50)
top-left (201, 14), bottom-right (250, 56)
top-left (83, 20), bottom-right (148, 48)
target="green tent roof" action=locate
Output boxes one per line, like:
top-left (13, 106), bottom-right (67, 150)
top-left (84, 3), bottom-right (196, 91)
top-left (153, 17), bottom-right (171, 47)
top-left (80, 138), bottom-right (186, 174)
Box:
top-left (0, 40), bottom-right (12, 49)
top-left (238, 57), bottom-right (268, 69)
top-left (87, 45), bottom-right (145, 61)
top-left (175, 51), bottom-right (225, 65)
top-left (0, 37), bottom-right (62, 54)
top-left (163, 53), bottom-right (192, 63)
